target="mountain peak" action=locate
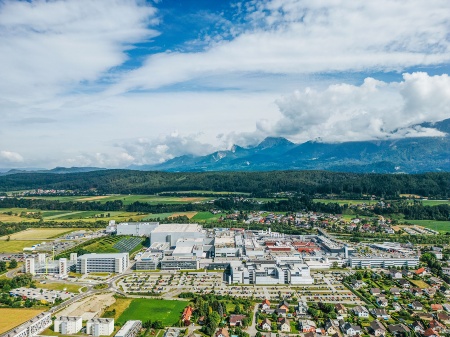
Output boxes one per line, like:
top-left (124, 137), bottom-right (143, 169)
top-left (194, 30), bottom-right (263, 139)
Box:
top-left (256, 137), bottom-right (295, 149)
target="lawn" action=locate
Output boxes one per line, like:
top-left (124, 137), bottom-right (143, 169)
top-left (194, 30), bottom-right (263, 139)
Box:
top-left (0, 228), bottom-right (78, 240)
top-left (117, 298), bottom-right (188, 326)
top-left (420, 200), bottom-right (450, 206)
top-left (192, 212), bottom-right (223, 222)
top-left (141, 213), bottom-right (175, 221)
top-left (102, 297), bottom-right (133, 319)
top-left (35, 282), bottom-right (82, 293)
top-left (0, 240), bottom-right (44, 253)
top-left (409, 279), bottom-right (429, 289)
top-left (0, 308), bottom-right (44, 334)
top-left (405, 220), bottom-right (450, 233)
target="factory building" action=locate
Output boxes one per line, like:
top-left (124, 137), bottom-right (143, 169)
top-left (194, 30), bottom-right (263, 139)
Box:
top-left (160, 256), bottom-right (199, 270)
top-left (76, 253), bottom-right (129, 274)
top-left (115, 320), bottom-right (142, 337)
top-left (150, 223), bottom-right (205, 246)
top-left (135, 252), bottom-right (161, 270)
top-left (54, 316), bottom-right (82, 334)
top-left (117, 222), bottom-right (159, 236)
top-left (86, 318), bottom-right (114, 336)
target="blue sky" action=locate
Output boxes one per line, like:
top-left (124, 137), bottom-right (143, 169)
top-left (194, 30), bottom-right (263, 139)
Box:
top-left (1, 0), bottom-right (450, 168)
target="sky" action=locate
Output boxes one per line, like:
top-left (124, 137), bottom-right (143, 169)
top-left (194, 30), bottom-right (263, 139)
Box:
top-left (1, 0), bottom-right (450, 169)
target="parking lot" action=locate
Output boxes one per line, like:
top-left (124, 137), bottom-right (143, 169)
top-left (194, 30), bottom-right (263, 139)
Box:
top-left (117, 270), bottom-right (363, 304)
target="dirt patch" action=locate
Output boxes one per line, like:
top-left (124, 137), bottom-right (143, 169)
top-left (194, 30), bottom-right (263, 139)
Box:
top-left (77, 196), bottom-right (109, 201)
top-left (56, 293), bottom-right (115, 320)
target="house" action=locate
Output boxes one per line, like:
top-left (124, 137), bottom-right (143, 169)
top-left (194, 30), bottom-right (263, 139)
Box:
top-left (261, 299), bottom-right (271, 311)
top-left (351, 280), bottom-right (366, 290)
top-left (277, 318), bottom-right (290, 332)
top-left (229, 315), bottom-right (246, 327)
top-left (324, 320), bottom-right (338, 335)
top-left (444, 304), bottom-right (450, 313)
top-left (397, 279), bottom-right (410, 288)
top-left (423, 328), bottom-right (440, 337)
top-left (215, 328), bottom-right (230, 337)
top-left (335, 303), bottom-right (347, 315)
top-left (390, 270), bottom-right (403, 279)
top-left (304, 332), bottom-right (319, 337)
top-left (275, 308), bottom-right (287, 317)
top-left (377, 297), bottom-right (389, 307)
top-left (429, 277), bottom-right (443, 286)
top-left (392, 302), bottom-right (402, 311)
top-left (411, 288), bottom-right (424, 297)
top-left (429, 320), bottom-right (445, 332)
top-left (297, 301), bottom-right (308, 315)
top-left (371, 288), bottom-right (382, 296)
top-left (412, 321), bottom-right (425, 334)
top-left (299, 320), bottom-right (317, 333)
top-left (425, 288), bottom-right (437, 298)
top-left (432, 304), bottom-right (443, 312)
top-left (260, 318), bottom-right (271, 331)
top-left (370, 320), bottom-right (387, 337)
top-left (390, 287), bottom-right (401, 295)
top-left (415, 267), bottom-right (427, 275)
top-left (353, 305), bottom-right (369, 318)
top-left (278, 301), bottom-right (289, 312)
top-left (437, 312), bottom-right (450, 325)
top-left (411, 301), bottom-right (424, 311)
top-left (388, 324), bottom-right (410, 336)
top-left (341, 322), bottom-right (362, 336)
top-left (415, 313), bottom-right (434, 322)
top-left (371, 308), bottom-right (390, 320)
top-left (182, 306), bottom-right (193, 325)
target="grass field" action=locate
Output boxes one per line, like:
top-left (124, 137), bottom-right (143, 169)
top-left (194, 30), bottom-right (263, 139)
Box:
top-left (102, 297), bottom-right (133, 319)
top-left (409, 279), bottom-right (429, 288)
top-left (35, 282), bottom-right (82, 293)
top-left (192, 212), bottom-right (223, 221)
top-left (405, 220), bottom-right (450, 233)
top-left (117, 298), bottom-right (188, 325)
top-left (314, 199), bottom-right (377, 205)
top-left (0, 308), bottom-right (44, 333)
top-left (82, 236), bottom-right (145, 254)
top-left (0, 228), bottom-right (78, 240)
top-left (0, 240), bottom-right (44, 253)
top-left (420, 200), bottom-right (450, 206)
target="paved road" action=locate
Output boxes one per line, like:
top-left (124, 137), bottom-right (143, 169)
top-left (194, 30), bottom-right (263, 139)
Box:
top-left (246, 304), bottom-right (260, 337)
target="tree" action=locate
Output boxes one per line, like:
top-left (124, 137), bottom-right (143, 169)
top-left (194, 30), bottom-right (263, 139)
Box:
top-left (0, 261), bottom-right (6, 272)
top-left (9, 259), bottom-right (17, 269)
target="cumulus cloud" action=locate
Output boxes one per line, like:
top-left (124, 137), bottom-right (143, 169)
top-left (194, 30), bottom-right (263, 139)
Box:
top-left (116, 133), bottom-right (217, 165)
top-left (0, 150), bottom-right (24, 163)
top-left (0, 0), bottom-right (158, 103)
top-left (253, 72), bottom-right (450, 143)
top-left (110, 0), bottom-right (450, 93)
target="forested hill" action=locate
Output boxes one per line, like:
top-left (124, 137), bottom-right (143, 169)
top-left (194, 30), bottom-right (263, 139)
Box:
top-left (0, 170), bottom-right (449, 198)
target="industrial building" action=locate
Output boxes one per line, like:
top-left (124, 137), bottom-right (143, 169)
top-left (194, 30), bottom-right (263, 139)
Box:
top-left (160, 256), bottom-right (199, 270)
top-left (150, 223), bottom-right (205, 246)
top-left (348, 255), bottom-right (420, 268)
top-left (86, 318), bottom-right (114, 336)
top-left (76, 253), bottom-right (129, 274)
top-left (115, 320), bottom-right (142, 337)
top-left (135, 252), bottom-right (161, 270)
top-left (54, 316), bottom-right (82, 334)
top-left (117, 222), bottom-right (159, 236)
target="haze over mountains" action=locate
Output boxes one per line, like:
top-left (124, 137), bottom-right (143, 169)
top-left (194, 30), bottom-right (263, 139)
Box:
top-left (2, 119), bottom-right (448, 175)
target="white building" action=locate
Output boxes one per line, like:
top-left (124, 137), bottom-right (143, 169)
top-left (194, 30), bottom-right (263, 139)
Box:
top-left (23, 257), bottom-right (75, 276)
top-left (348, 256), bottom-right (419, 268)
top-left (76, 253), bottom-right (129, 274)
top-left (54, 316), bottom-right (82, 334)
top-left (150, 223), bottom-right (205, 246)
top-left (25, 258), bottom-right (35, 275)
top-left (117, 222), bottom-right (159, 236)
top-left (86, 318), bottom-right (114, 336)
top-left (115, 320), bottom-right (142, 337)
top-left (3, 312), bottom-right (52, 337)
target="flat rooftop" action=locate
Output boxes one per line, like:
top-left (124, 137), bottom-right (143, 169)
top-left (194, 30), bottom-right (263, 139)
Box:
top-left (152, 223), bottom-right (201, 233)
top-left (78, 253), bottom-right (128, 259)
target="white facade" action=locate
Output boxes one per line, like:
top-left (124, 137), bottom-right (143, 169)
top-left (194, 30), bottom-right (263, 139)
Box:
top-left (77, 253), bottom-right (129, 274)
top-left (25, 258), bottom-right (35, 275)
top-left (59, 258), bottom-right (68, 276)
top-left (150, 223), bottom-right (205, 246)
top-left (348, 256), bottom-right (419, 268)
top-left (54, 316), bottom-right (82, 334)
top-left (3, 312), bottom-right (52, 337)
top-left (86, 318), bottom-right (114, 336)
top-left (115, 320), bottom-right (142, 337)
top-left (117, 222), bottom-right (159, 236)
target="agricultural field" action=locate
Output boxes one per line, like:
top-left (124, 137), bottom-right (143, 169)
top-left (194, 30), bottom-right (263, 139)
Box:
top-left (313, 199), bottom-right (377, 205)
top-left (0, 240), bottom-right (43, 253)
top-left (0, 228), bottom-right (78, 241)
top-left (117, 298), bottom-right (188, 326)
top-left (0, 308), bottom-right (44, 334)
top-left (191, 211), bottom-right (223, 222)
top-left (420, 200), bottom-right (450, 206)
top-left (405, 220), bottom-right (450, 233)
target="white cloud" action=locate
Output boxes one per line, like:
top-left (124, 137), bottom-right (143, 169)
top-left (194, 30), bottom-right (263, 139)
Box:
top-left (0, 150), bottom-right (24, 163)
top-left (110, 0), bottom-right (450, 93)
top-left (0, 0), bottom-right (158, 104)
top-left (254, 72), bottom-right (450, 143)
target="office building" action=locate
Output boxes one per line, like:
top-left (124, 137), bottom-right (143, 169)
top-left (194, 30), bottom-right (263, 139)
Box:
top-left (77, 253), bottom-right (129, 274)
top-left (160, 256), bottom-right (199, 270)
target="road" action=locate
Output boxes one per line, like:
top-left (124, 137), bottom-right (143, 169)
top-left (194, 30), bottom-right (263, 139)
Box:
top-left (246, 304), bottom-right (260, 337)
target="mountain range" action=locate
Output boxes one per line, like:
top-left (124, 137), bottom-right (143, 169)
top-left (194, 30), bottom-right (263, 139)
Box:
top-left (130, 118), bottom-right (450, 173)
top-left (2, 119), bottom-right (450, 175)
